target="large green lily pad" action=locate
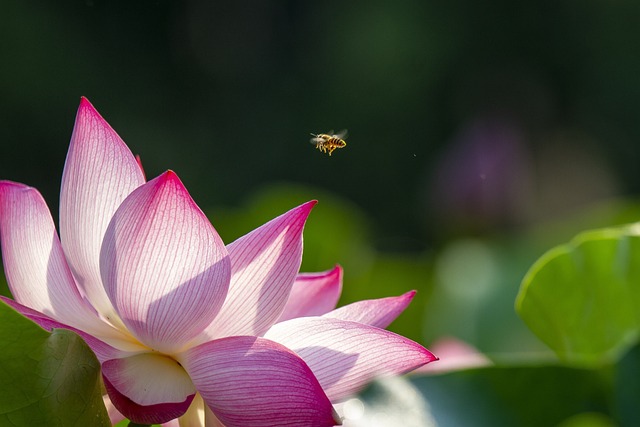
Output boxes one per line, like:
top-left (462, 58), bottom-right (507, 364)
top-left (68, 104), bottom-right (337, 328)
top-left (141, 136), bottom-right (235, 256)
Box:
top-left (0, 301), bottom-right (110, 426)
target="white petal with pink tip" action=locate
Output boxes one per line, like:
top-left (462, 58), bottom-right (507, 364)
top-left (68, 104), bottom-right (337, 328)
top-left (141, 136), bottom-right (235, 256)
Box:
top-left (60, 97), bottom-right (146, 320)
top-left (200, 202), bottom-right (315, 341)
top-left (0, 181), bottom-right (114, 337)
top-left (265, 316), bottom-right (437, 402)
top-left (100, 171), bottom-right (230, 353)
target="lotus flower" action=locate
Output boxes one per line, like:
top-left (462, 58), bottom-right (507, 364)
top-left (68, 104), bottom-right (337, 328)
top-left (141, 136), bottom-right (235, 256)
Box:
top-left (0, 98), bottom-right (436, 426)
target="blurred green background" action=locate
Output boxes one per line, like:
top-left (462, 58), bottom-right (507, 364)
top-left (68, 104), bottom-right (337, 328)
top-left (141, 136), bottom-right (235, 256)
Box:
top-left (3, 1), bottom-right (640, 425)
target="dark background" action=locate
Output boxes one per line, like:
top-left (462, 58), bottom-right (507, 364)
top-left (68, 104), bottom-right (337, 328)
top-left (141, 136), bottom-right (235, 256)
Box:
top-left (3, 1), bottom-right (638, 250)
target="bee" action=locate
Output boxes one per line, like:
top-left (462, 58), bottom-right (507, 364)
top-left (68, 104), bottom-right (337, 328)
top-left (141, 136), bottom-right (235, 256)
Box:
top-left (310, 130), bottom-right (347, 156)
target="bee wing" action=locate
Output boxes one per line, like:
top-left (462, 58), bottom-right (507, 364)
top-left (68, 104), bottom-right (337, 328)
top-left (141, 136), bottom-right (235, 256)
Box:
top-left (335, 129), bottom-right (348, 139)
top-left (310, 135), bottom-right (323, 144)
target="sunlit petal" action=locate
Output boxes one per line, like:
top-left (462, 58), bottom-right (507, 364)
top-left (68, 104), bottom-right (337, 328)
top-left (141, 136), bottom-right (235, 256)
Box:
top-left (101, 171), bottom-right (230, 353)
top-left (60, 97), bottom-right (146, 320)
top-left (265, 316), bottom-right (437, 401)
top-left (0, 181), bottom-right (111, 336)
top-left (202, 201), bottom-right (315, 340)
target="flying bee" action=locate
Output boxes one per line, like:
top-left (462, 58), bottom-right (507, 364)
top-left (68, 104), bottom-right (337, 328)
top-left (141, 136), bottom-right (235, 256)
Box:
top-left (310, 130), bottom-right (347, 156)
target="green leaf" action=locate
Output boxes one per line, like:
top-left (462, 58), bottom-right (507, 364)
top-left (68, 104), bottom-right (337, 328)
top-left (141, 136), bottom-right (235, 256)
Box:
top-left (516, 225), bottom-right (640, 366)
top-left (0, 301), bottom-right (110, 426)
top-left (356, 365), bottom-right (611, 427)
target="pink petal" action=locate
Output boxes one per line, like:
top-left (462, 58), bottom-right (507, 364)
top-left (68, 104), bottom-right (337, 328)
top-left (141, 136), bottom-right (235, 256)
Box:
top-left (0, 181), bottom-right (111, 336)
top-left (323, 290), bottom-right (416, 329)
top-left (135, 154), bottom-right (146, 179)
top-left (103, 372), bottom-right (195, 425)
top-left (100, 171), bottom-right (230, 353)
top-left (102, 353), bottom-right (196, 406)
top-left (416, 336), bottom-right (491, 374)
top-left (264, 317), bottom-right (437, 402)
top-left (202, 201), bottom-right (316, 340)
top-left (278, 265), bottom-right (343, 322)
top-left (0, 297), bottom-right (132, 362)
top-left (60, 97), bottom-right (146, 320)
top-left (180, 336), bottom-right (339, 427)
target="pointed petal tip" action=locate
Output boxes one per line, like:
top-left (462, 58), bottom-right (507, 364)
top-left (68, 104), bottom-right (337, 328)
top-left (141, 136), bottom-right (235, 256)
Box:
top-left (321, 264), bottom-right (344, 286)
top-left (331, 263), bottom-right (344, 277)
top-left (147, 170), bottom-right (178, 189)
top-left (158, 169), bottom-right (180, 184)
top-left (321, 264), bottom-right (344, 285)
top-left (424, 348), bottom-right (439, 363)
top-left (73, 97), bottom-right (123, 141)
top-left (78, 96), bottom-right (96, 112)
top-left (416, 342), bottom-right (439, 366)
top-left (292, 199), bottom-right (318, 221)
top-left (296, 199), bottom-right (318, 215)
top-left (151, 171), bottom-right (193, 199)
top-left (73, 96), bottom-right (114, 134)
